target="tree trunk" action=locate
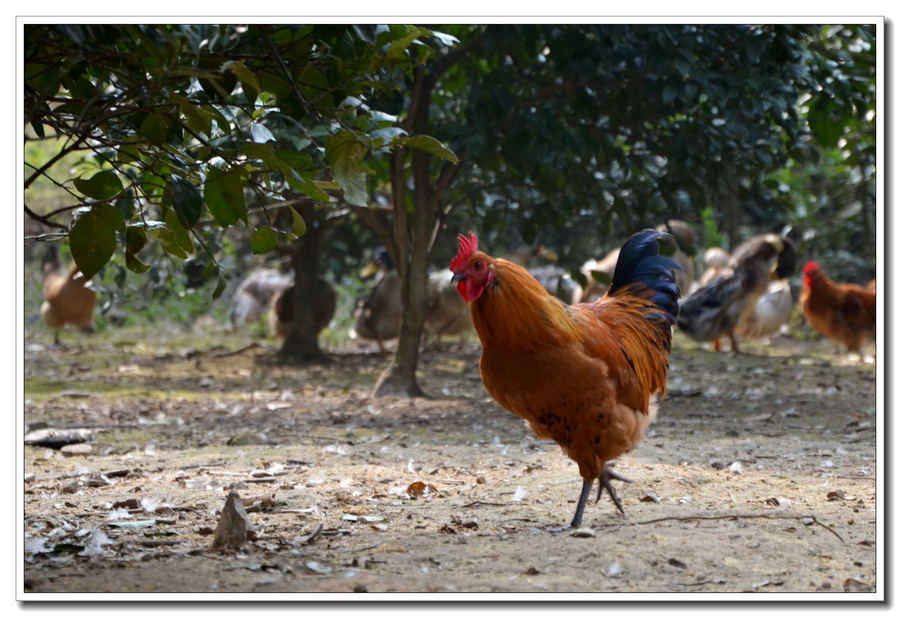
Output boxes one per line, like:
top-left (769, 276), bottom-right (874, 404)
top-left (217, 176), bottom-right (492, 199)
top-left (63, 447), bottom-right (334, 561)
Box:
top-left (277, 203), bottom-right (329, 365)
top-left (373, 67), bottom-right (437, 398)
top-left (368, 44), bottom-right (473, 398)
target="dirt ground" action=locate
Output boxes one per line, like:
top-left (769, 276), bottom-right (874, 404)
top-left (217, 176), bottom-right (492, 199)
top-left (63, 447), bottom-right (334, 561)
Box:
top-left (21, 328), bottom-right (879, 596)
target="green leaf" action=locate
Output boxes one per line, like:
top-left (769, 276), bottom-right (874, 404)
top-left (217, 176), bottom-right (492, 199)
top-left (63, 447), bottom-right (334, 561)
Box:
top-left (570, 269), bottom-right (588, 289)
top-left (69, 204), bottom-right (125, 281)
top-left (250, 227), bottom-right (278, 254)
top-left (73, 170), bottom-right (123, 201)
top-left (369, 127), bottom-right (407, 144)
top-left (325, 132), bottom-right (369, 207)
top-left (395, 135), bottom-right (458, 163)
top-left (274, 150), bottom-right (315, 170)
top-left (662, 82), bottom-right (678, 106)
top-left (289, 172), bottom-right (331, 203)
top-left (170, 92), bottom-right (212, 136)
top-left (220, 171), bottom-right (249, 224)
top-left (223, 60), bottom-right (261, 95)
top-left (164, 209), bottom-right (195, 254)
top-left (30, 120), bottom-right (45, 139)
top-left (119, 143), bottom-right (141, 164)
top-left (212, 273), bottom-right (227, 300)
top-left (125, 226), bottom-right (147, 254)
top-left (140, 112), bottom-right (167, 145)
top-left (428, 30), bottom-right (459, 46)
top-left (169, 175), bottom-right (202, 228)
top-left (807, 100), bottom-right (844, 149)
top-left (146, 226), bottom-right (188, 259)
top-left (369, 110), bottom-right (399, 123)
top-left (250, 123), bottom-right (275, 144)
top-left (289, 205), bottom-right (307, 237)
top-left (351, 25), bottom-right (377, 45)
top-left (590, 270), bottom-right (611, 285)
top-left (198, 71), bottom-right (238, 101)
top-left (125, 252), bottom-right (151, 273)
top-left (204, 173), bottom-right (240, 227)
top-left (384, 27), bottom-right (421, 64)
top-left (244, 143), bottom-right (329, 202)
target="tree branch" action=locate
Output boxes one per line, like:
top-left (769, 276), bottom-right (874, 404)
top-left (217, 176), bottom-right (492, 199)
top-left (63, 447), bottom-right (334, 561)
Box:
top-left (348, 204), bottom-right (398, 266)
top-left (23, 204), bottom-right (68, 230)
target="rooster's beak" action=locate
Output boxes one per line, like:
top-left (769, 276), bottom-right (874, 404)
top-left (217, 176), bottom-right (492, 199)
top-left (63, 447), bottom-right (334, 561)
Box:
top-left (451, 273), bottom-right (467, 284)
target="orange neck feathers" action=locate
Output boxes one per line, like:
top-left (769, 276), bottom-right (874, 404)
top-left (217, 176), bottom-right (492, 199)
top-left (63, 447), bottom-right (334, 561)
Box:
top-left (470, 258), bottom-right (582, 352)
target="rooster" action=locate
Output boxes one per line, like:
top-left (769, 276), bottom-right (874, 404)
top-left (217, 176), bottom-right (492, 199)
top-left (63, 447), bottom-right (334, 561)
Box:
top-left (800, 261), bottom-right (876, 353)
top-left (450, 230), bottom-right (681, 528)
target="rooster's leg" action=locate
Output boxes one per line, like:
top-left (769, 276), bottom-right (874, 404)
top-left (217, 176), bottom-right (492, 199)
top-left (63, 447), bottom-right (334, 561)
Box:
top-left (596, 465), bottom-right (632, 514)
top-left (569, 479), bottom-right (594, 529)
top-left (729, 333), bottom-right (741, 354)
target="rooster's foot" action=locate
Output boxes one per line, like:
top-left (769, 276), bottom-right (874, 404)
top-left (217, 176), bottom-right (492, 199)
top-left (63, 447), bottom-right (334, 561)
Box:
top-left (596, 465), bottom-right (632, 514)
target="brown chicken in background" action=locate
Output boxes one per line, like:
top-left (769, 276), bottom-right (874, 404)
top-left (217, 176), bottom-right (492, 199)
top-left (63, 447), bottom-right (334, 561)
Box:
top-left (450, 230), bottom-right (681, 528)
top-left (267, 279), bottom-right (337, 339)
top-left (352, 247), bottom-right (401, 353)
top-left (800, 261), bottom-right (876, 353)
top-left (229, 269), bottom-right (292, 328)
top-left (40, 244), bottom-right (96, 346)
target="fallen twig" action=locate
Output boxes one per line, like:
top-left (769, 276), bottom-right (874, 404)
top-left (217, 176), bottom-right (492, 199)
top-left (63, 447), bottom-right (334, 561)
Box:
top-left (333, 542), bottom-right (383, 553)
top-left (212, 343), bottom-right (262, 358)
top-left (634, 514), bottom-right (845, 543)
top-left (671, 579), bottom-right (726, 587)
top-left (180, 462), bottom-right (226, 469)
top-left (462, 501), bottom-right (509, 508)
top-left (301, 523), bottom-right (324, 545)
top-left (832, 475), bottom-right (875, 481)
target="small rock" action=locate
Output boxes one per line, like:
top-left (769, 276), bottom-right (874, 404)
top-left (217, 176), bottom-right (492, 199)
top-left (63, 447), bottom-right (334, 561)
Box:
top-left (570, 527), bottom-right (596, 538)
top-left (227, 432), bottom-right (268, 446)
top-left (711, 461), bottom-right (725, 470)
top-left (843, 578), bottom-right (872, 592)
top-left (213, 490), bottom-right (255, 549)
top-left (61, 443), bottom-right (93, 457)
top-left (525, 567), bottom-right (540, 575)
top-left (640, 494), bottom-right (660, 504)
top-left (353, 584), bottom-right (368, 593)
top-left (61, 480), bottom-right (79, 494)
top-left (475, 476), bottom-right (486, 484)
top-left (461, 519), bottom-right (478, 529)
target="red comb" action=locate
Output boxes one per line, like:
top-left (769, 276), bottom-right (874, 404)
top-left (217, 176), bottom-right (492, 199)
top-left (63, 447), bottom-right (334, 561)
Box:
top-left (803, 261), bottom-right (820, 275)
top-left (450, 232), bottom-right (478, 273)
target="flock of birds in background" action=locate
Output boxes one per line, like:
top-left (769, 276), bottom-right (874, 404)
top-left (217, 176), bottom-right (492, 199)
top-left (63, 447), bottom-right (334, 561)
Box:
top-left (37, 219), bottom-right (876, 359)
top-left (34, 222), bottom-right (877, 527)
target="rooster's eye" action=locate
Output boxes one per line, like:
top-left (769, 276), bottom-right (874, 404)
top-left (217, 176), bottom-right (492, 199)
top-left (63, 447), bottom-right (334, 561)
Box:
top-left (474, 261), bottom-right (482, 270)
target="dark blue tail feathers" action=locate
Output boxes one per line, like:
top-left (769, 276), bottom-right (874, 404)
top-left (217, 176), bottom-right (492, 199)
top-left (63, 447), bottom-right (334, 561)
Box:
top-left (608, 230), bottom-right (683, 325)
